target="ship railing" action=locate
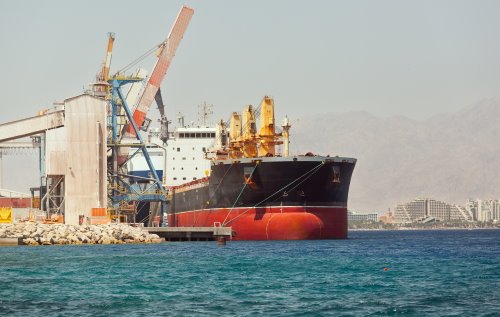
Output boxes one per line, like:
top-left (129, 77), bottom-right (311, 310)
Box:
top-left (169, 177), bottom-right (210, 193)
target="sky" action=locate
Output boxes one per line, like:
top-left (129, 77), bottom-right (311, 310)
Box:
top-left (0, 0), bottom-right (499, 192)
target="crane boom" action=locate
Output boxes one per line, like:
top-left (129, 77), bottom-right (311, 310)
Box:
top-left (124, 6), bottom-right (194, 137)
top-left (98, 32), bottom-right (115, 82)
top-left (103, 32), bottom-right (115, 82)
top-left (92, 32), bottom-right (115, 97)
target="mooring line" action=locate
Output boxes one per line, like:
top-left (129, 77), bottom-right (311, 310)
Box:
top-left (221, 163), bottom-right (259, 226)
top-left (223, 161), bottom-right (325, 226)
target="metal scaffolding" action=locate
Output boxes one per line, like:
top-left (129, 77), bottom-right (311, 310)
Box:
top-left (107, 77), bottom-right (166, 223)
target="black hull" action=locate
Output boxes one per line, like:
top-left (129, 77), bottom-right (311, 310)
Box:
top-left (169, 155), bottom-right (356, 213)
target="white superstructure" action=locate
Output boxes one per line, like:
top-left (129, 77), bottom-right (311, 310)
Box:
top-left (128, 113), bottom-right (216, 187)
top-left (165, 125), bottom-right (215, 186)
top-left (126, 129), bottom-right (167, 183)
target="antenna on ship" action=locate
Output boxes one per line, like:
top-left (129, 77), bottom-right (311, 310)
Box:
top-left (177, 112), bottom-right (185, 128)
top-left (198, 102), bottom-right (213, 127)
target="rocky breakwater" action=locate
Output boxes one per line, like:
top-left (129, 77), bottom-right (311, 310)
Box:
top-left (0, 223), bottom-right (163, 245)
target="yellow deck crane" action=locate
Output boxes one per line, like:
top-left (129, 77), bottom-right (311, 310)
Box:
top-left (228, 96), bottom-right (284, 159)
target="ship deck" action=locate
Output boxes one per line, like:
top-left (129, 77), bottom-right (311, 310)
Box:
top-left (214, 154), bottom-right (357, 165)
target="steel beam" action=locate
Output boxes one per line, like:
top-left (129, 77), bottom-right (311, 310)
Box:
top-left (0, 110), bottom-right (64, 143)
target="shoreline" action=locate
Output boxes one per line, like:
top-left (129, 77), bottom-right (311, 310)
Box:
top-left (349, 226), bottom-right (499, 231)
top-left (0, 223), bottom-right (162, 246)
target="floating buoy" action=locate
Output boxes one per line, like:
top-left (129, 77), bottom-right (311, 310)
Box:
top-left (384, 267), bottom-right (389, 271)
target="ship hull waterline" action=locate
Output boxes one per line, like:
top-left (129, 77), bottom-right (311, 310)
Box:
top-left (168, 206), bottom-right (348, 240)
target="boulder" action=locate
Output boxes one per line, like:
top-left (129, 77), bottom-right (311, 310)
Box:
top-left (23, 238), bottom-right (39, 246)
top-left (1, 222), bottom-right (166, 245)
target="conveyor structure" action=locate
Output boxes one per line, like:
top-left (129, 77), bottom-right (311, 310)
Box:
top-left (0, 5), bottom-right (195, 226)
top-left (0, 110), bottom-right (64, 143)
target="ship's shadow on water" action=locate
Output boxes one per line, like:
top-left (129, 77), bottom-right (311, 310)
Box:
top-left (0, 229), bottom-right (499, 316)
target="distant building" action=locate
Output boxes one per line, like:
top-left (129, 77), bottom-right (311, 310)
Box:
top-left (393, 198), bottom-right (473, 223)
top-left (450, 205), bottom-right (473, 222)
top-left (465, 199), bottom-right (500, 222)
top-left (348, 211), bottom-right (378, 222)
top-left (394, 198), bottom-right (425, 223)
top-left (378, 209), bottom-right (393, 224)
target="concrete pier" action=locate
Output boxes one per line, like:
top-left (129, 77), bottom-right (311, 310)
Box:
top-left (0, 237), bottom-right (23, 246)
top-left (143, 227), bottom-right (232, 241)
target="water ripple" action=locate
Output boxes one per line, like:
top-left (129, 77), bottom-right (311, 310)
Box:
top-left (0, 229), bottom-right (499, 316)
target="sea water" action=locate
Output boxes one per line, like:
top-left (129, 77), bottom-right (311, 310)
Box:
top-left (0, 229), bottom-right (499, 316)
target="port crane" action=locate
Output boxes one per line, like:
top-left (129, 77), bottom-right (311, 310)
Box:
top-left (91, 32), bottom-right (115, 98)
top-left (105, 6), bottom-right (194, 222)
top-left (0, 5), bottom-right (194, 225)
top-left (118, 5), bottom-right (194, 165)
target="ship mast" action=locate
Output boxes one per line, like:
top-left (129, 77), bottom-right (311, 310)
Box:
top-left (198, 102), bottom-right (213, 127)
top-left (281, 116), bottom-right (291, 157)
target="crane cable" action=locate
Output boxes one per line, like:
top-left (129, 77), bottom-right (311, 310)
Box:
top-left (224, 96), bottom-right (265, 130)
top-left (192, 163), bottom-right (234, 226)
top-left (221, 163), bottom-right (259, 225)
top-left (205, 163), bottom-right (234, 206)
top-left (113, 42), bottom-right (164, 76)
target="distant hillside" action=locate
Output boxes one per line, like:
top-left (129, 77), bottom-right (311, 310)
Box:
top-left (292, 98), bottom-right (500, 213)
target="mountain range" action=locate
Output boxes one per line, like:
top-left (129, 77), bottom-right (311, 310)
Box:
top-left (292, 98), bottom-right (500, 213)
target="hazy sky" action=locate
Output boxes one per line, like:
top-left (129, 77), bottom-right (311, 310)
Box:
top-left (0, 0), bottom-right (499, 192)
top-left (1, 0), bottom-right (499, 123)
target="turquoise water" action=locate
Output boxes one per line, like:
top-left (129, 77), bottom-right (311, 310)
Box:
top-left (1, 229), bottom-right (499, 316)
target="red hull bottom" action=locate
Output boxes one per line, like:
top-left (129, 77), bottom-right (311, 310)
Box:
top-left (168, 206), bottom-right (347, 240)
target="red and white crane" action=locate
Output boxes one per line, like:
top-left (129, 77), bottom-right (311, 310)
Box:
top-left (118, 5), bottom-right (194, 165)
top-left (99, 32), bottom-right (115, 83)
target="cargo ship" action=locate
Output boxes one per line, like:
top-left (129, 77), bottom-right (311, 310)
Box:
top-left (159, 96), bottom-right (356, 240)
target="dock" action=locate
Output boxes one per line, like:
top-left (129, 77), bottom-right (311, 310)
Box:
top-left (0, 238), bottom-right (23, 246)
top-left (142, 226), bottom-right (232, 241)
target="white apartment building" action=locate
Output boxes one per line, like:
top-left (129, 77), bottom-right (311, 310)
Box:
top-left (465, 199), bottom-right (500, 222)
top-left (347, 211), bottom-right (378, 222)
top-left (394, 198), bottom-right (473, 223)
